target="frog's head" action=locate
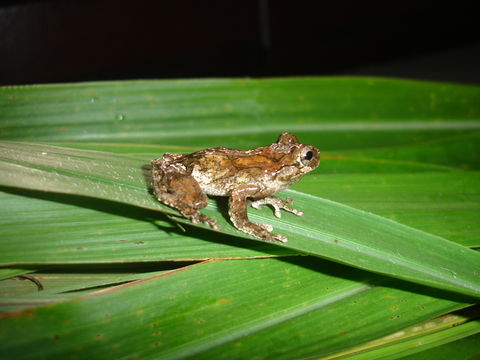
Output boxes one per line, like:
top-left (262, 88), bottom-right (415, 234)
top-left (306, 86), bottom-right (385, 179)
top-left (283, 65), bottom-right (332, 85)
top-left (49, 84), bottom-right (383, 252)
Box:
top-left (276, 132), bottom-right (320, 174)
top-left (270, 133), bottom-right (320, 186)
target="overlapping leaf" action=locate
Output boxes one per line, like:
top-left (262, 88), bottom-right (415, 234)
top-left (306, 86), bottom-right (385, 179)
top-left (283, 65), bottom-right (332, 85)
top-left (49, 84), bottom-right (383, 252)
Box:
top-left (0, 258), bottom-right (471, 360)
top-left (1, 77), bottom-right (479, 359)
top-left (1, 78), bottom-right (479, 155)
top-left (1, 141), bottom-right (479, 297)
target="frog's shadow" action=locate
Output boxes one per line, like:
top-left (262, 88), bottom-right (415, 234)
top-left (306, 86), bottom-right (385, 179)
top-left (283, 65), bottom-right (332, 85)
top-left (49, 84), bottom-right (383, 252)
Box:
top-left (141, 162), bottom-right (232, 224)
top-left (141, 163), bottom-right (154, 195)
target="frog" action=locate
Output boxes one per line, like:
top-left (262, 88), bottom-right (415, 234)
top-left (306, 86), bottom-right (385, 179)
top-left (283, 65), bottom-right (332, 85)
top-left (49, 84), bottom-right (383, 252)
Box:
top-left (151, 133), bottom-right (320, 243)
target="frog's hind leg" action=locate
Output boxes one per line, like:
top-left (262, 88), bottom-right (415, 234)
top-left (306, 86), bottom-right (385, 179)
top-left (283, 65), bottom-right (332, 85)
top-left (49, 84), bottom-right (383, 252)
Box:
top-left (151, 159), bottom-right (220, 230)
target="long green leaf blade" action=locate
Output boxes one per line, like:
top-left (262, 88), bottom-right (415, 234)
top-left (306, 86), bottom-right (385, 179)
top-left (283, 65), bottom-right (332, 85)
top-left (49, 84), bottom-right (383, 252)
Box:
top-left (1, 77), bottom-right (479, 358)
top-left (0, 258), bottom-right (471, 360)
top-left (2, 170), bottom-right (477, 264)
top-left (1, 78), bottom-right (479, 156)
top-left (339, 311), bottom-right (480, 360)
top-left (297, 172), bottom-right (480, 247)
top-left (0, 188), bottom-right (291, 264)
top-left (394, 333), bottom-right (480, 360)
top-left (1, 142), bottom-right (479, 298)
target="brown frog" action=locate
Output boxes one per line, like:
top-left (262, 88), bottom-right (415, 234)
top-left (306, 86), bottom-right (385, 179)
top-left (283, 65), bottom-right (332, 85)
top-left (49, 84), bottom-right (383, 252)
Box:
top-left (151, 133), bottom-right (320, 243)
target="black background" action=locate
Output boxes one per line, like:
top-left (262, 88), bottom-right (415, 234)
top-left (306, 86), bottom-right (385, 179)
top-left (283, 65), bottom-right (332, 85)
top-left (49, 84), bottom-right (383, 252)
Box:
top-left (1, 0), bottom-right (479, 86)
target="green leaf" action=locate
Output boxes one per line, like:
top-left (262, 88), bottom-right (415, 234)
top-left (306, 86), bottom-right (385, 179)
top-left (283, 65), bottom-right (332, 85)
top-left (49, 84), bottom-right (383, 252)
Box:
top-left (332, 307), bottom-right (480, 360)
top-left (0, 269), bottom-right (35, 282)
top-left (326, 132), bottom-right (480, 174)
top-left (396, 333), bottom-right (480, 360)
top-left (1, 141), bottom-right (479, 298)
top-left (0, 258), bottom-right (471, 360)
top-left (295, 172), bottom-right (480, 247)
top-left (0, 263), bottom-right (191, 313)
top-left (2, 170), bottom-right (477, 265)
top-left (1, 77), bottom-right (479, 358)
top-left (1, 78), bottom-right (479, 154)
top-left (0, 188), bottom-right (292, 264)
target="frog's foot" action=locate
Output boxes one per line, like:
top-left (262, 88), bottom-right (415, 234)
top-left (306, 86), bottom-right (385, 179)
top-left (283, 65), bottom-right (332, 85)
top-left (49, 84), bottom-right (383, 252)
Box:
top-left (251, 196), bottom-right (303, 218)
top-left (253, 222), bottom-right (288, 243)
top-left (263, 231), bottom-right (288, 243)
top-left (234, 221), bottom-right (288, 243)
top-left (185, 211), bottom-right (221, 231)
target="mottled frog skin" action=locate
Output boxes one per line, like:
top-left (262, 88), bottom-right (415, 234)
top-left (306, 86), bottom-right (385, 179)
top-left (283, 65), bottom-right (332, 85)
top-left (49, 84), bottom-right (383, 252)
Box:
top-left (151, 133), bottom-right (320, 242)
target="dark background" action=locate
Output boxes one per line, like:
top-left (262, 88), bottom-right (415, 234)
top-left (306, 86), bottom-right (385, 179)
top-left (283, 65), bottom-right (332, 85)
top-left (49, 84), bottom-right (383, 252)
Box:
top-left (1, 0), bottom-right (479, 86)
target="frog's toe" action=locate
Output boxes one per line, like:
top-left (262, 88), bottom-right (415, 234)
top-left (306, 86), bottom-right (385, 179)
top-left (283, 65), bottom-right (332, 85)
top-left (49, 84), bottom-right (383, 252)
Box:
top-left (250, 202), bottom-right (264, 211)
top-left (187, 213), bottom-right (200, 224)
top-left (290, 209), bottom-right (304, 216)
top-left (255, 224), bottom-right (288, 243)
top-left (251, 196), bottom-right (303, 218)
top-left (207, 219), bottom-right (221, 231)
top-left (211, 222), bottom-right (221, 231)
top-left (262, 232), bottom-right (288, 243)
top-left (272, 233), bottom-right (288, 243)
top-left (198, 214), bottom-right (220, 231)
top-left (259, 223), bottom-right (273, 232)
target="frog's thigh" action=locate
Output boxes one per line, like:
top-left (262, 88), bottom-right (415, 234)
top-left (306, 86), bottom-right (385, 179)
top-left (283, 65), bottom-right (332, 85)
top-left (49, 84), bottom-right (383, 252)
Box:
top-left (159, 172), bottom-right (209, 211)
top-left (152, 160), bottom-right (219, 230)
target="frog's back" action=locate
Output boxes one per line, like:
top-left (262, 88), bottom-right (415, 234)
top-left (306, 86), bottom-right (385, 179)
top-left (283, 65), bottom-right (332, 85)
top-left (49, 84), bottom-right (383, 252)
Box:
top-left (182, 150), bottom-right (283, 196)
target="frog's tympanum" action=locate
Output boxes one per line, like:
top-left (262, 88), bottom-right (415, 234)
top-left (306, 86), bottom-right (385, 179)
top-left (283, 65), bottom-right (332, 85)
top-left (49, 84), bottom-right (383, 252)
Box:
top-left (151, 133), bottom-right (320, 243)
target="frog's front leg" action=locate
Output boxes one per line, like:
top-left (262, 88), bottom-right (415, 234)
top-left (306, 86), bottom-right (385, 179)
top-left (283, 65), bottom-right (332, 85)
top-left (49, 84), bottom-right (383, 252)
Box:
top-left (251, 196), bottom-right (303, 218)
top-left (152, 159), bottom-right (220, 230)
top-left (229, 185), bottom-right (288, 243)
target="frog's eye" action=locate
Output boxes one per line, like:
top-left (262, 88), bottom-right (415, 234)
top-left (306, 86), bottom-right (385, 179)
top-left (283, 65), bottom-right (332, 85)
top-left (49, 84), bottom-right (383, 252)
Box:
top-left (299, 147), bottom-right (315, 166)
